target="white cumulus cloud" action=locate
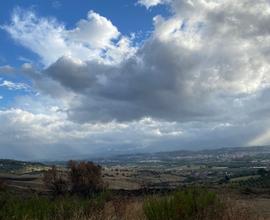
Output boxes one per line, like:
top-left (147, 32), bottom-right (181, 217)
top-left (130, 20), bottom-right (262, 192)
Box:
top-left (2, 8), bottom-right (136, 66)
top-left (138, 0), bottom-right (169, 9)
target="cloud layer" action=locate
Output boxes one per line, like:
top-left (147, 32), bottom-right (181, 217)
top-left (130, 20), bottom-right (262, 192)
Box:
top-left (39, 0), bottom-right (270, 124)
top-left (2, 1), bottom-right (270, 159)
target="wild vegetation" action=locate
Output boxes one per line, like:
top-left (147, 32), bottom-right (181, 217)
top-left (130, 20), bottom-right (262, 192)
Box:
top-left (144, 188), bottom-right (221, 220)
top-left (68, 161), bottom-right (104, 196)
top-left (0, 187), bottom-right (263, 220)
top-left (0, 191), bottom-right (111, 220)
top-left (43, 161), bottom-right (104, 196)
top-left (0, 179), bottom-right (5, 192)
top-left (0, 160), bottom-right (265, 220)
top-left (143, 187), bottom-right (264, 220)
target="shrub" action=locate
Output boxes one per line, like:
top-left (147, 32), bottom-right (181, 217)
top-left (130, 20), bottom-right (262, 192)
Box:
top-left (0, 178), bottom-right (6, 191)
top-left (0, 192), bottom-right (110, 220)
top-left (143, 187), bottom-right (223, 220)
top-left (44, 161), bottom-right (105, 197)
top-left (43, 166), bottom-right (68, 196)
top-left (68, 161), bottom-right (104, 196)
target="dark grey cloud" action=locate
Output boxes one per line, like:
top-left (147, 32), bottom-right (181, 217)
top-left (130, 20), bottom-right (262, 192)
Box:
top-left (43, 39), bottom-right (221, 123)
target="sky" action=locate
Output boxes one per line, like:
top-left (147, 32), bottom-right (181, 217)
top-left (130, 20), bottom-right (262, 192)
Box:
top-left (1, 0), bottom-right (270, 160)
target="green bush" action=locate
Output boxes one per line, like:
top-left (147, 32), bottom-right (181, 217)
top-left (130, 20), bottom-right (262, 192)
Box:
top-left (0, 191), bottom-right (111, 220)
top-left (143, 187), bottom-right (223, 220)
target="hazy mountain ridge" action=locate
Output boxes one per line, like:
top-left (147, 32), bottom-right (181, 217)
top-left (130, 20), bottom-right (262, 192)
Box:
top-left (2, 146), bottom-right (270, 168)
top-left (0, 159), bottom-right (46, 173)
top-left (93, 146), bottom-right (270, 166)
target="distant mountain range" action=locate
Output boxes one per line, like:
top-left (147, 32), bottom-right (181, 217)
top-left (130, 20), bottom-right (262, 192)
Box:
top-left (1, 146), bottom-right (270, 168)
top-left (0, 159), bottom-right (45, 173)
top-left (92, 145), bottom-right (270, 166)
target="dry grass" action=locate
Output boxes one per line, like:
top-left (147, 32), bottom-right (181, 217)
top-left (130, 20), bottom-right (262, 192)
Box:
top-left (92, 199), bottom-right (269, 220)
top-left (221, 198), bottom-right (265, 220)
top-left (71, 197), bottom-right (267, 220)
top-left (97, 199), bottom-right (146, 220)
top-left (0, 190), bottom-right (268, 220)
top-left (142, 188), bottom-right (268, 220)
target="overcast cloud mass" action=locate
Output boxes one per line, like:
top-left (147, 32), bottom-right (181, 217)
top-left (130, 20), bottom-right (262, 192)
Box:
top-left (1, 0), bottom-right (270, 160)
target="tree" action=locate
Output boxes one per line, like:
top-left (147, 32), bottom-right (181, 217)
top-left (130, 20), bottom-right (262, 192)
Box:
top-left (43, 166), bottom-right (68, 195)
top-left (68, 161), bottom-right (104, 196)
